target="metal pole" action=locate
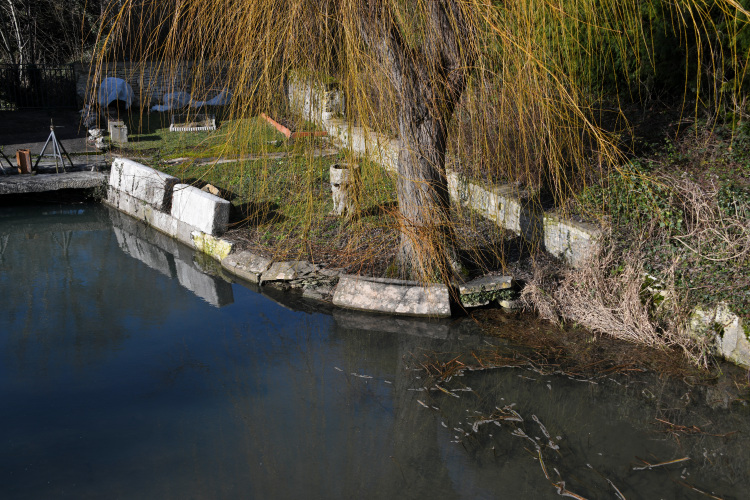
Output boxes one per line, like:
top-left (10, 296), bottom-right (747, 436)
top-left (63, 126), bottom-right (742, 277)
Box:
top-left (0, 148), bottom-right (14, 175)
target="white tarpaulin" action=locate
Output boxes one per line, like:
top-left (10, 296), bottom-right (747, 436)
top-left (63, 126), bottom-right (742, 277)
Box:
top-left (191, 89), bottom-right (232, 108)
top-left (98, 77), bottom-right (134, 108)
top-left (151, 89), bottom-right (232, 112)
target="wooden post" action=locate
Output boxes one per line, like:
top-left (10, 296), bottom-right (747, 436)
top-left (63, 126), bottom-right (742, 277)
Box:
top-left (16, 149), bottom-right (32, 174)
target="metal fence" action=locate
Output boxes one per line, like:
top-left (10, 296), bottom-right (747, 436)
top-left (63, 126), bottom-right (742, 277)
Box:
top-left (0, 64), bottom-right (77, 111)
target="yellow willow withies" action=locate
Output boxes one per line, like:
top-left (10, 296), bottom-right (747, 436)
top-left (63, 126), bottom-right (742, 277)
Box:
top-left (94, 0), bottom-right (749, 282)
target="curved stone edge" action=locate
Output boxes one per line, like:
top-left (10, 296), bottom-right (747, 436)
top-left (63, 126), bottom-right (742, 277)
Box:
top-left (105, 159), bottom-right (482, 320)
top-left (332, 275), bottom-right (452, 318)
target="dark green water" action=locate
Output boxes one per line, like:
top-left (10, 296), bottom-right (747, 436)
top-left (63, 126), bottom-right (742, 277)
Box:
top-left (1, 204), bottom-right (748, 499)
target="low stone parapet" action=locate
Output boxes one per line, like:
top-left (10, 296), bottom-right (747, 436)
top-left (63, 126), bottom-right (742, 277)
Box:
top-left (543, 212), bottom-right (601, 268)
top-left (689, 303), bottom-right (750, 368)
top-left (171, 184), bottom-right (230, 235)
top-left (447, 170), bottom-right (543, 244)
top-left (288, 75), bottom-right (607, 270)
top-left (109, 158), bottom-right (177, 210)
top-left (106, 158), bottom-right (234, 261)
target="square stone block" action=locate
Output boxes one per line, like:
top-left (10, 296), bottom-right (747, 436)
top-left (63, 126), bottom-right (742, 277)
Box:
top-left (109, 158), bottom-right (178, 210)
top-left (171, 184), bottom-right (230, 235)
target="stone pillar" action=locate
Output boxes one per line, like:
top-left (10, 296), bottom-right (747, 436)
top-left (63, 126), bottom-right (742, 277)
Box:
top-left (110, 124), bottom-right (128, 145)
top-left (330, 163), bottom-right (360, 217)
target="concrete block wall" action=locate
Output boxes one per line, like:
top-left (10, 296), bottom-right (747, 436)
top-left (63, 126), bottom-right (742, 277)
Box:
top-left (109, 158), bottom-right (178, 210)
top-left (543, 213), bottom-right (602, 268)
top-left (287, 76), bottom-right (345, 123)
top-left (447, 170), bottom-right (544, 245)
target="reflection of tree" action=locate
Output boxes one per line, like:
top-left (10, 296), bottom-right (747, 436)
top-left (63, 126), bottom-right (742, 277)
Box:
top-left (212, 308), bottom-right (467, 498)
top-left (0, 205), bottom-right (197, 376)
top-left (51, 230), bottom-right (72, 258)
top-left (0, 234), bottom-right (8, 263)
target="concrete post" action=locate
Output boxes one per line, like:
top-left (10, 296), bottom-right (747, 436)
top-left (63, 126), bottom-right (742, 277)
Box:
top-left (110, 124), bottom-right (128, 145)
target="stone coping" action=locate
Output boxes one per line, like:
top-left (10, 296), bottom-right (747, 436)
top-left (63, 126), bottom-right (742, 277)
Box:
top-left (0, 171), bottom-right (107, 195)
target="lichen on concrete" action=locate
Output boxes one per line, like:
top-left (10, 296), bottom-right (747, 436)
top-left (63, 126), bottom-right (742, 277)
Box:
top-left (191, 232), bottom-right (233, 261)
top-left (459, 275), bottom-right (514, 308)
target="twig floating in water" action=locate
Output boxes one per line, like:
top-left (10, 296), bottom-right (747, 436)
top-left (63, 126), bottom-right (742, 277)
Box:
top-left (633, 456), bottom-right (690, 471)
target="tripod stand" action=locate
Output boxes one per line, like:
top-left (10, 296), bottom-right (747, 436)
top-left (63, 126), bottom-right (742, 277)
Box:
top-left (33, 120), bottom-right (74, 173)
top-left (0, 147), bottom-right (13, 175)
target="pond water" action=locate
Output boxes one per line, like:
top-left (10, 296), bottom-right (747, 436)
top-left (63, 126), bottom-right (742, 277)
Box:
top-left (1, 203), bottom-right (748, 499)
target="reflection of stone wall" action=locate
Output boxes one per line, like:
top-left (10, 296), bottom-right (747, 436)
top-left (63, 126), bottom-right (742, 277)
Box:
top-left (111, 208), bottom-right (234, 308)
top-left (114, 227), bottom-right (174, 279)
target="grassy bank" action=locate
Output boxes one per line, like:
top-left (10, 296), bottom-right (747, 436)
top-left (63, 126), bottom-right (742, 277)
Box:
top-left (111, 107), bottom-right (748, 368)
top-left (519, 120), bottom-right (750, 367)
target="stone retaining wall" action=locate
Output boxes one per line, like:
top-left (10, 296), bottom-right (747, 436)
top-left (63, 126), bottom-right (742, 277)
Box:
top-left (286, 75), bottom-right (600, 268)
top-left (105, 157), bottom-right (456, 318)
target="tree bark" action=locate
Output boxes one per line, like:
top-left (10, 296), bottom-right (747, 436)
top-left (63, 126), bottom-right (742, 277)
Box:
top-left (363, 0), bottom-right (472, 281)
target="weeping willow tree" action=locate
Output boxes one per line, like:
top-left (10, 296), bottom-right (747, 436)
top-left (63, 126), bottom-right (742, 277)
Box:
top-left (93, 0), bottom-right (749, 282)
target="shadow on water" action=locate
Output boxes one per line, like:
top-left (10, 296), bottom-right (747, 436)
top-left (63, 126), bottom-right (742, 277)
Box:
top-left (0, 203), bottom-right (748, 499)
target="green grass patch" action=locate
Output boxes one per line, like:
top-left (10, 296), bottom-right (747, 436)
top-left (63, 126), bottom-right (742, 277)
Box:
top-left (159, 152), bottom-right (400, 270)
top-left (112, 112), bottom-right (289, 159)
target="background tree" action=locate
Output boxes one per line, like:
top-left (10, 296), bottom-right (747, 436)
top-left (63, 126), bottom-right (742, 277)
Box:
top-left (0, 0), bottom-right (102, 65)
top-left (93, 0), bottom-right (750, 282)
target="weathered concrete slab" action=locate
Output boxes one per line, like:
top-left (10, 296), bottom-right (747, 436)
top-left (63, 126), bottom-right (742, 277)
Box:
top-left (0, 171), bottom-right (107, 195)
top-left (171, 184), bottom-right (230, 235)
top-left (109, 158), bottom-right (177, 210)
top-left (221, 251), bottom-right (273, 284)
top-left (333, 275), bottom-right (451, 318)
top-left (261, 260), bottom-right (320, 283)
top-left (543, 212), bottom-right (601, 268)
top-left (458, 275), bottom-right (514, 308)
top-left (447, 170), bottom-right (543, 244)
top-left (174, 259), bottom-right (234, 308)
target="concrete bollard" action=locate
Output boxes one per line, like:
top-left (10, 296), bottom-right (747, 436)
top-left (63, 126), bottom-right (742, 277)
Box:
top-left (107, 119), bottom-right (124, 136)
top-left (330, 163), bottom-right (360, 217)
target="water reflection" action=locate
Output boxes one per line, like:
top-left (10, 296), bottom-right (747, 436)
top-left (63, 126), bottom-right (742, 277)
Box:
top-left (109, 209), bottom-right (234, 308)
top-left (0, 204), bottom-right (748, 499)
